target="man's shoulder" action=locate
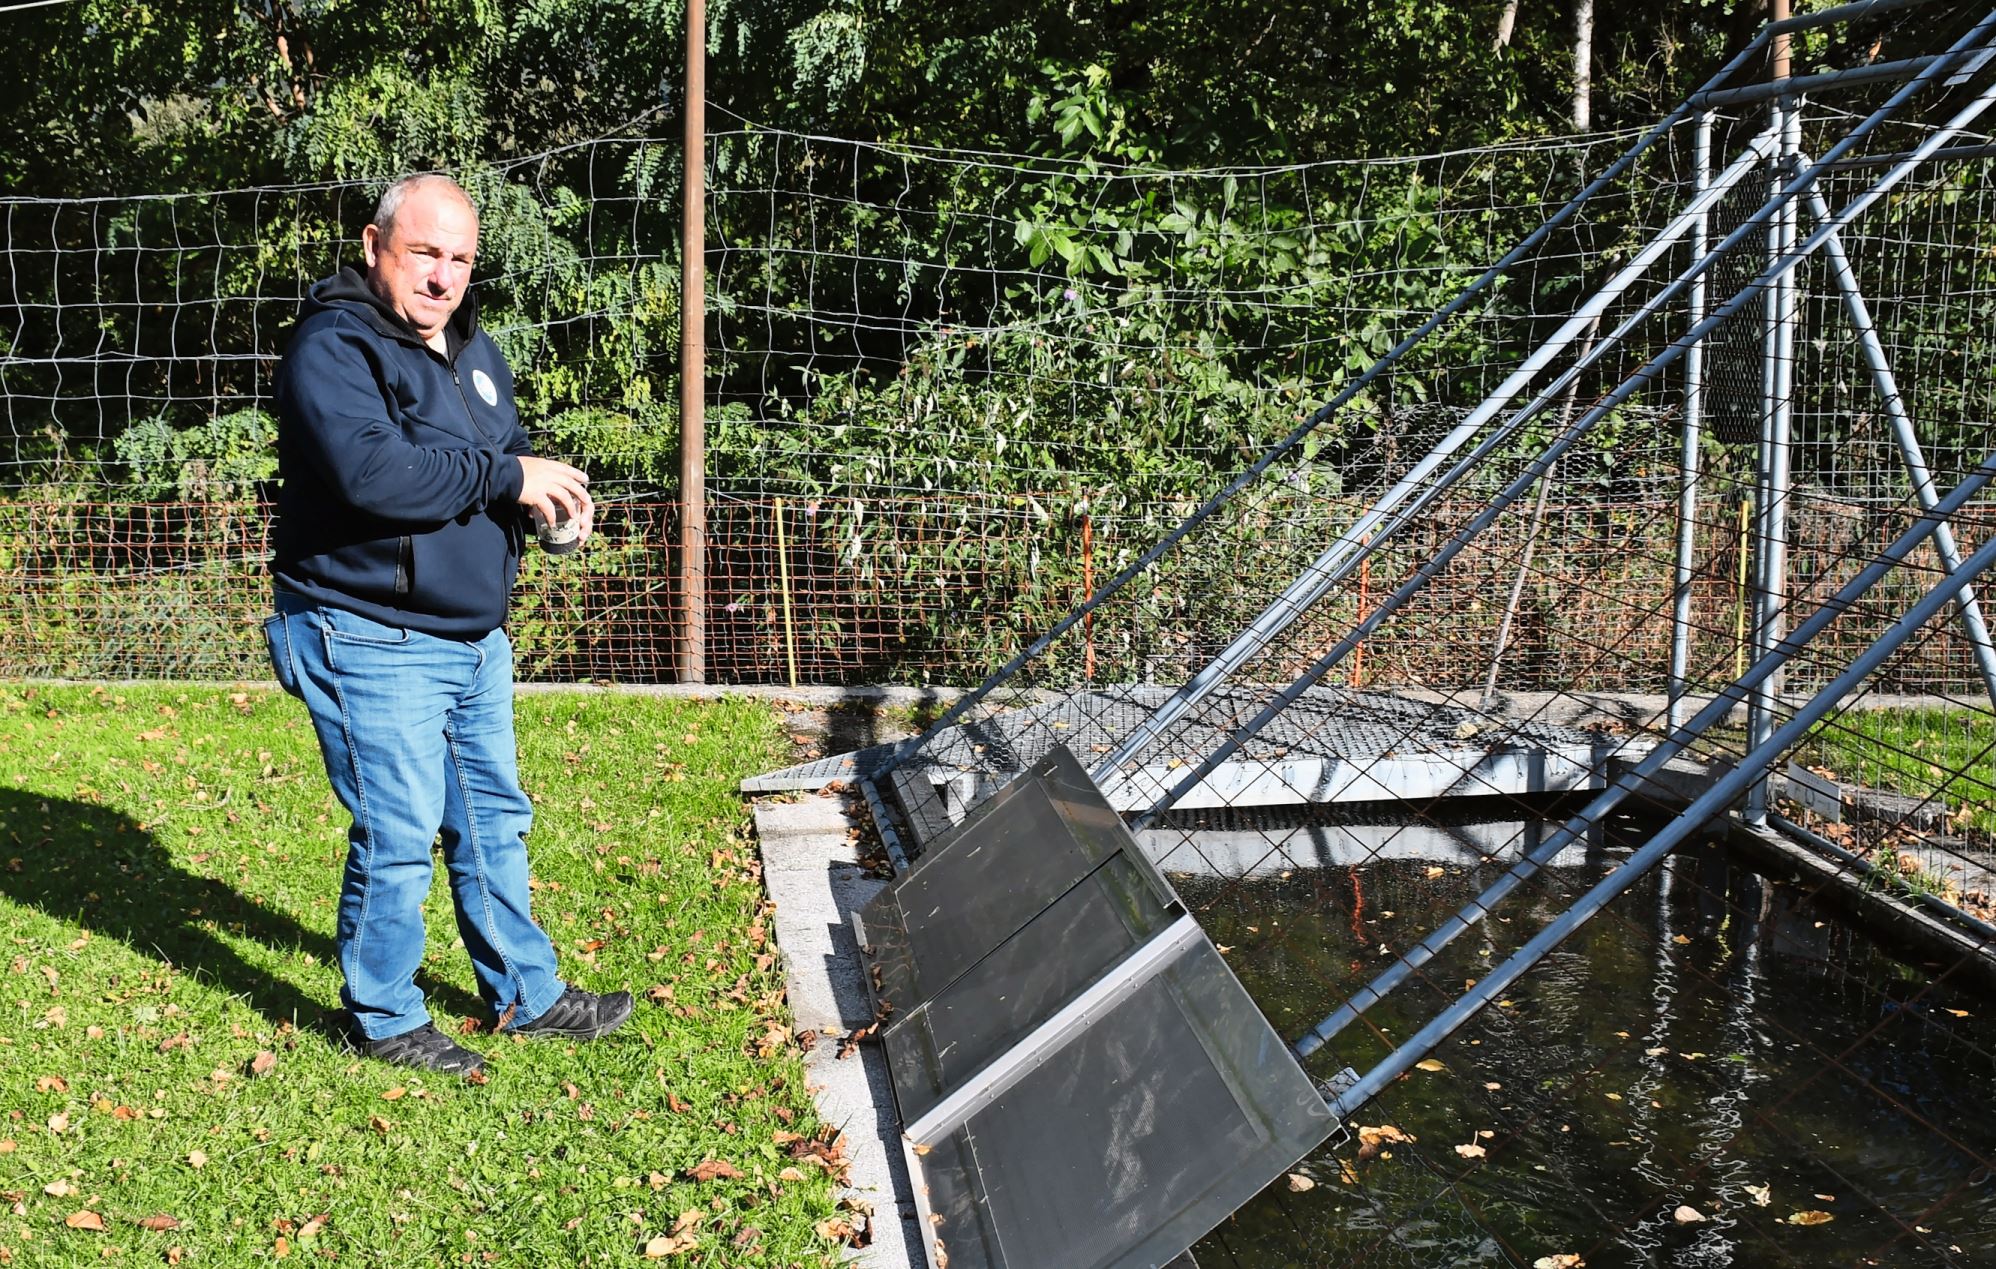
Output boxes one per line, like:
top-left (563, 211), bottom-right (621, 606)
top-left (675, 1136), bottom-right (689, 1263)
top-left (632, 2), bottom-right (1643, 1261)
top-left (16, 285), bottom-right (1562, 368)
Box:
top-left (282, 307), bottom-right (400, 376)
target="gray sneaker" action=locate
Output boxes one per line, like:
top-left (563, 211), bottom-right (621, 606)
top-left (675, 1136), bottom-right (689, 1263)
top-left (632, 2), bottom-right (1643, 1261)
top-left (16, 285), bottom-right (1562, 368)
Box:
top-left (508, 985), bottom-right (634, 1040)
top-left (359, 1021), bottom-right (486, 1076)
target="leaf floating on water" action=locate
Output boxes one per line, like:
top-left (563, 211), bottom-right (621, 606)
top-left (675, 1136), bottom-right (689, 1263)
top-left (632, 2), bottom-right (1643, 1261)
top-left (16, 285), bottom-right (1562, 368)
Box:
top-left (1673, 1206), bottom-right (1706, 1224)
top-left (1946, 1009), bottom-right (1970, 1018)
top-left (1645, 1047), bottom-right (1669, 1057)
top-left (1454, 1143), bottom-right (1486, 1159)
top-left (1286, 1173), bottom-right (1316, 1192)
top-left (1338, 1160), bottom-right (1360, 1186)
top-left (1745, 1183), bottom-right (1772, 1207)
top-left (1415, 1058), bottom-right (1446, 1072)
top-left (1813, 1194), bottom-right (1836, 1203)
top-left (1424, 866), bottom-right (1446, 879)
top-left (1673, 934), bottom-right (1692, 945)
top-left (1786, 1210), bottom-right (1834, 1226)
top-left (1534, 1255), bottom-right (1584, 1268)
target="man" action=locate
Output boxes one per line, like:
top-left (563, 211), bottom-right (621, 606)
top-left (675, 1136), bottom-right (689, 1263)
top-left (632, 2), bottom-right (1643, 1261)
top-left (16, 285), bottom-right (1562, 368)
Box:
top-left (264, 173), bottom-right (631, 1075)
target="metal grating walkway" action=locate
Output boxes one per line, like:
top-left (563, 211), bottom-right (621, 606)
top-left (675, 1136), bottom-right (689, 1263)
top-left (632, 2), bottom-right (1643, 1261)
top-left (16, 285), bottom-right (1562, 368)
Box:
top-left (746, 686), bottom-right (1648, 825)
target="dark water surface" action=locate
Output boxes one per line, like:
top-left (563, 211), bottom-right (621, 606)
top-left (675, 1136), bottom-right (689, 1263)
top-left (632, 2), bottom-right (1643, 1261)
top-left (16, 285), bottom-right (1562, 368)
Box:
top-left (1165, 812), bottom-right (1996, 1268)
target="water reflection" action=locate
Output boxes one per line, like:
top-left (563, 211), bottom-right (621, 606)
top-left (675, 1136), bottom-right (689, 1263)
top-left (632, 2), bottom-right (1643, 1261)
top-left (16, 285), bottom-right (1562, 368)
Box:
top-left (1175, 818), bottom-right (1996, 1269)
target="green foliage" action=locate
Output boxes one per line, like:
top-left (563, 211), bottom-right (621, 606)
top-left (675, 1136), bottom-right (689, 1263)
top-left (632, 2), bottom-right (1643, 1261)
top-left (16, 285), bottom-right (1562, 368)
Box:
top-left (114, 408), bottom-right (279, 500)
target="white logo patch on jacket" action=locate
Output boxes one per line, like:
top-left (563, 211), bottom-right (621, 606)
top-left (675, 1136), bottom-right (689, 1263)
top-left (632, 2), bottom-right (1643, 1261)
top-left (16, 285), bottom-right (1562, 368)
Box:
top-left (472, 368), bottom-right (499, 407)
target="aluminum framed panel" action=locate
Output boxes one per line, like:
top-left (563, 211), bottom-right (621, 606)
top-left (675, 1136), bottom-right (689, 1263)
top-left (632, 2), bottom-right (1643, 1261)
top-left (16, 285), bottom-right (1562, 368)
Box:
top-left (854, 745), bottom-right (1165, 1017)
top-left (903, 921), bottom-right (1334, 1269)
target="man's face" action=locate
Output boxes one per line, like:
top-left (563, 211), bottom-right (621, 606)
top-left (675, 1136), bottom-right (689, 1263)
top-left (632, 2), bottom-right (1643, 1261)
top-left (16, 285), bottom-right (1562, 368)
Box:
top-left (361, 185), bottom-right (479, 341)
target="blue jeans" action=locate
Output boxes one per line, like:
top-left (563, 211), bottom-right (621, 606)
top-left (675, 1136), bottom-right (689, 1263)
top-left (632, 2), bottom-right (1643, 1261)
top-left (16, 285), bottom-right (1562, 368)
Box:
top-left (265, 590), bottom-right (566, 1040)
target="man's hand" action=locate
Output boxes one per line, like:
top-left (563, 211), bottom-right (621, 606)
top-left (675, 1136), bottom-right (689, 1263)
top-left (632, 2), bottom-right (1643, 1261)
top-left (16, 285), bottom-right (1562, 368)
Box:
top-left (518, 456), bottom-right (592, 542)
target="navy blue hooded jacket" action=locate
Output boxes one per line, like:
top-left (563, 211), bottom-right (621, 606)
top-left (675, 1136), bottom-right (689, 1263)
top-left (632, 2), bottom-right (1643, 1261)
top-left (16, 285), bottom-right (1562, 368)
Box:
top-left (272, 267), bottom-right (531, 638)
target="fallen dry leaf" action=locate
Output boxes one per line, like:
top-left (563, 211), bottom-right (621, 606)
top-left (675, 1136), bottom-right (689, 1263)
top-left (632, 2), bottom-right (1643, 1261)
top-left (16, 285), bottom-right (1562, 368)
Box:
top-left (249, 1051), bottom-right (277, 1078)
top-left (44, 1180), bottom-right (77, 1198)
top-left (185, 1150), bottom-right (207, 1170)
top-left (380, 1087), bottom-right (407, 1102)
top-left (642, 1233), bottom-right (697, 1257)
top-left (137, 1214), bottom-right (180, 1232)
top-left (686, 1159), bottom-right (742, 1183)
top-left (65, 1210), bottom-right (106, 1231)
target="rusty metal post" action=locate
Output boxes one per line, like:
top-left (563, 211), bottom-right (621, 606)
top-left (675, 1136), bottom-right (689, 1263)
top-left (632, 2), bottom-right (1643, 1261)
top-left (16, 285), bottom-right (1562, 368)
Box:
top-left (678, 0), bottom-right (708, 684)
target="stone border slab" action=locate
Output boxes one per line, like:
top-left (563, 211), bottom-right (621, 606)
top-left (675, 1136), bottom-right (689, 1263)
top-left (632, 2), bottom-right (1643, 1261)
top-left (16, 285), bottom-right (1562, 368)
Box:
top-left (753, 793), bottom-right (922, 1269)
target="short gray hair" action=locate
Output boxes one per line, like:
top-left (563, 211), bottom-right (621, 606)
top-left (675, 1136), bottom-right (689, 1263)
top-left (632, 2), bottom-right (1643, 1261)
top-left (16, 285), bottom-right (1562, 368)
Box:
top-left (371, 173), bottom-right (476, 238)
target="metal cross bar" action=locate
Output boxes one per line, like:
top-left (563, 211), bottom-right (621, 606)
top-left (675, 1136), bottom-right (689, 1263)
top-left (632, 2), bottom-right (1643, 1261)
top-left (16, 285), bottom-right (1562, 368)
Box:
top-left (1322, 515), bottom-right (1996, 1120)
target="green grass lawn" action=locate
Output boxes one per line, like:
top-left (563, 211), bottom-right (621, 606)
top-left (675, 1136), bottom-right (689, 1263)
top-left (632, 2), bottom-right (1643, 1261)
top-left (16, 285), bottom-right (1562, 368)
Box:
top-left (1798, 706), bottom-right (1996, 835)
top-left (0, 684), bottom-right (847, 1267)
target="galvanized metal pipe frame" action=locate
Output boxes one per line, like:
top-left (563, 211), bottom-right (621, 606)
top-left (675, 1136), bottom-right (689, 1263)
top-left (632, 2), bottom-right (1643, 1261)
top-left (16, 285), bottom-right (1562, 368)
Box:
top-left (1100, 6), bottom-right (1977, 792)
top-left (1322, 516), bottom-right (1996, 1119)
top-left (1801, 182), bottom-right (1996, 709)
top-left (868, 0), bottom-right (1935, 790)
top-left (1290, 452), bottom-right (1996, 1060)
top-left (1093, 127), bottom-right (1782, 783)
top-left (1125, 16), bottom-right (1996, 833)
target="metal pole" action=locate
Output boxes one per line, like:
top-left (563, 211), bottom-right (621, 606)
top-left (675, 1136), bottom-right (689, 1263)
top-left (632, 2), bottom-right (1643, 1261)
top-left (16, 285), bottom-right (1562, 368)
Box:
top-left (1291, 452), bottom-right (1996, 1058)
top-left (1322, 523), bottom-right (1996, 1116)
top-left (1670, 111), bottom-right (1716, 730)
top-left (1747, 96), bottom-right (1802, 826)
top-left (678, 0), bottom-right (708, 685)
top-left (1125, 32), bottom-right (1996, 826)
top-left (1803, 184), bottom-right (1996, 709)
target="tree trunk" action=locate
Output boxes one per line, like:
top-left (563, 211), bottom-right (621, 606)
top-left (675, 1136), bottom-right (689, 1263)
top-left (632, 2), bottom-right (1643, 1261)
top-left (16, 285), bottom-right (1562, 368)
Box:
top-left (1572, 0), bottom-right (1595, 130)
top-left (1494, 0), bottom-right (1521, 50)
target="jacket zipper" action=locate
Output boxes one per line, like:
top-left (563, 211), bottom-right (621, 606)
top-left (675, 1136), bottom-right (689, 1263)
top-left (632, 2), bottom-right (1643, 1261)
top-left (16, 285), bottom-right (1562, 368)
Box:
top-left (447, 357), bottom-right (523, 553)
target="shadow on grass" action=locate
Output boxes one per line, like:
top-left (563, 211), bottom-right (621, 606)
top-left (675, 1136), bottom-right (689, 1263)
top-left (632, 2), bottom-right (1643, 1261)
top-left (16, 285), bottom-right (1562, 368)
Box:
top-left (0, 786), bottom-right (483, 1037)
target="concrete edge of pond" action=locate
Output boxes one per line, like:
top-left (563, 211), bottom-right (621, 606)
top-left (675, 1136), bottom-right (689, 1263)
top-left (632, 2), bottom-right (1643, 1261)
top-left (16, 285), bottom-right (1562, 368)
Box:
top-left (1614, 755), bottom-right (1996, 989)
top-left (751, 791), bottom-right (924, 1269)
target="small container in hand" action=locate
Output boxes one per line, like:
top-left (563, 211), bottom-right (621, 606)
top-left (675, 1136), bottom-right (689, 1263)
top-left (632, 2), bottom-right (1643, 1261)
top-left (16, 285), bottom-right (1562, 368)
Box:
top-left (532, 505), bottom-right (582, 555)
